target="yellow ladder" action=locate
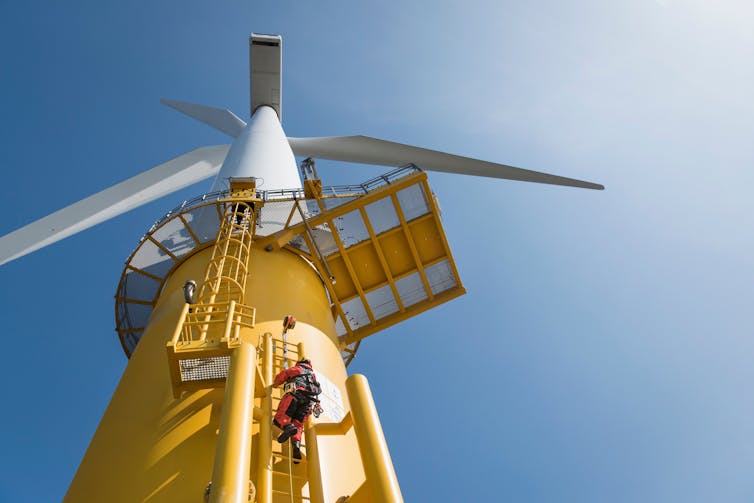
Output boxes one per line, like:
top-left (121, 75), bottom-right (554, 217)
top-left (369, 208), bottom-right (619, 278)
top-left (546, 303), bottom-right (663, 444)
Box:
top-left (195, 200), bottom-right (255, 308)
top-left (166, 192), bottom-right (259, 397)
top-left (262, 337), bottom-right (310, 503)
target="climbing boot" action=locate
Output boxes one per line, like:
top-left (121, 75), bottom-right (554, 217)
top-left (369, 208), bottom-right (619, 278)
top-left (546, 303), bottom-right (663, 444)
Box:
top-left (277, 424), bottom-right (297, 443)
top-left (292, 441), bottom-right (302, 464)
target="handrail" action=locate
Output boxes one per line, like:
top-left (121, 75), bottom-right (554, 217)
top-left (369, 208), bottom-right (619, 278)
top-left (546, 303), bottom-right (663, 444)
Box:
top-left (145, 165), bottom-right (422, 238)
top-left (314, 412), bottom-right (353, 436)
top-left (170, 301), bottom-right (256, 348)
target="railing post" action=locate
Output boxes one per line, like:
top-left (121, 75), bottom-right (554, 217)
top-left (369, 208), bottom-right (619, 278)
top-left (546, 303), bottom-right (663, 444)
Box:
top-left (171, 303), bottom-right (190, 345)
top-left (222, 301), bottom-right (236, 341)
top-left (346, 374), bottom-right (404, 503)
top-left (208, 342), bottom-right (257, 503)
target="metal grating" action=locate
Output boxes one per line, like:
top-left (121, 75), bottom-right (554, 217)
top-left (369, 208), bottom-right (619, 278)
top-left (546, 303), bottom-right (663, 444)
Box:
top-left (179, 356), bottom-right (231, 382)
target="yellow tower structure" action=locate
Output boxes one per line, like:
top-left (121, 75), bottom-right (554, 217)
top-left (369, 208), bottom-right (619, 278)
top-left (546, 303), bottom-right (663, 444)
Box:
top-left (64, 168), bottom-right (464, 502)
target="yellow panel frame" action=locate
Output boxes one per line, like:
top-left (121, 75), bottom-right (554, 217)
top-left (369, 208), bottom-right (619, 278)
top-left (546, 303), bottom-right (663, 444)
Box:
top-left (255, 170), bottom-right (465, 349)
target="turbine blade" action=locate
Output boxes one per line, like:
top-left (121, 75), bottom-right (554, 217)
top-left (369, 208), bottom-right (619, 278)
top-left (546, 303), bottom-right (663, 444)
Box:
top-left (288, 135), bottom-right (604, 190)
top-left (0, 145), bottom-right (230, 266)
top-left (161, 98), bottom-right (247, 137)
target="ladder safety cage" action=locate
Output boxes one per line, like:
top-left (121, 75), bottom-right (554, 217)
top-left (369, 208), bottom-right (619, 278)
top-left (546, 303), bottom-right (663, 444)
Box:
top-left (165, 181), bottom-right (260, 397)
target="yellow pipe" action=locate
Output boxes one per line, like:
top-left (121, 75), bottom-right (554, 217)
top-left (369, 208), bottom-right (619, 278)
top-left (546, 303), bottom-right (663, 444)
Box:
top-left (304, 417), bottom-right (325, 503)
top-left (314, 412), bottom-right (353, 436)
top-left (297, 341), bottom-right (325, 503)
top-left (256, 333), bottom-right (273, 503)
top-left (346, 374), bottom-right (404, 503)
top-left (209, 342), bottom-right (257, 503)
top-left (222, 301), bottom-right (237, 341)
top-left (171, 302), bottom-right (190, 345)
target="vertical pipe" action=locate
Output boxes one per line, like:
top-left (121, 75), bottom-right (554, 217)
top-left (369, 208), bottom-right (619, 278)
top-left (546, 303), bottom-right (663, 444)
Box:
top-left (346, 374), bottom-right (404, 503)
top-left (209, 342), bottom-right (257, 503)
top-left (222, 301), bottom-right (237, 341)
top-left (256, 333), bottom-right (273, 503)
top-left (298, 342), bottom-right (325, 503)
top-left (304, 418), bottom-right (325, 503)
top-left (171, 302), bottom-right (190, 345)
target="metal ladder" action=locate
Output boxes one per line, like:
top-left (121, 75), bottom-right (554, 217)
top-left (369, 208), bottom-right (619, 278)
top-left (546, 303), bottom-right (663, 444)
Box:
top-left (166, 199), bottom-right (258, 397)
top-left (267, 338), bottom-right (312, 503)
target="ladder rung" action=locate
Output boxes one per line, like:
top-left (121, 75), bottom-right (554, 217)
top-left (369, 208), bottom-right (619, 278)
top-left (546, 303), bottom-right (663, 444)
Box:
top-left (271, 489), bottom-right (290, 495)
top-left (270, 342), bottom-right (300, 351)
top-left (271, 470), bottom-right (306, 480)
top-left (272, 355), bottom-right (299, 362)
top-left (272, 453), bottom-right (307, 463)
top-left (270, 490), bottom-right (311, 501)
top-left (272, 441), bottom-right (306, 451)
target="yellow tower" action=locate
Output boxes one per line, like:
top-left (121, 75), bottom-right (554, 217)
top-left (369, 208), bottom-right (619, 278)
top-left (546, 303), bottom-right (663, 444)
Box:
top-left (64, 168), bottom-right (463, 502)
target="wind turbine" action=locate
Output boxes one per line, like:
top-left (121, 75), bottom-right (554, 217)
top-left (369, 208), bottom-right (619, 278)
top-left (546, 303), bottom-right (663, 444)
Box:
top-left (0, 34), bottom-right (602, 503)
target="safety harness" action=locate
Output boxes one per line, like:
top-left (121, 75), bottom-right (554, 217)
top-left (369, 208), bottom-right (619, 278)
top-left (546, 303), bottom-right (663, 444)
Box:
top-left (283, 365), bottom-right (322, 397)
top-left (280, 315), bottom-right (323, 419)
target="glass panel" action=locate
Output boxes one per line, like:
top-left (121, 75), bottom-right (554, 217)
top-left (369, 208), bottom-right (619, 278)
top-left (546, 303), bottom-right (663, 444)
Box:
top-left (340, 342), bottom-right (358, 360)
top-left (183, 204), bottom-right (220, 243)
top-left (122, 269), bottom-right (161, 302)
top-left (117, 300), bottom-right (128, 327)
top-left (122, 330), bottom-right (143, 355)
top-left (322, 195), bottom-right (357, 209)
top-left (396, 184), bottom-right (430, 222)
top-left (425, 259), bottom-right (457, 295)
top-left (287, 234), bottom-right (310, 254)
top-left (335, 314), bottom-right (347, 337)
top-left (311, 222), bottom-right (339, 257)
top-left (395, 271), bottom-right (428, 307)
top-left (364, 284), bottom-right (399, 320)
top-left (333, 209), bottom-right (370, 248)
top-left (364, 197), bottom-right (400, 235)
top-left (130, 239), bottom-right (173, 278)
top-left (118, 301), bottom-right (154, 333)
top-left (341, 296), bottom-right (370, 330)
top-left (130, 240), bottom-right (174, 278)
top-left (300, 199), bottom-right (321, 219)
top-left (256, 200), bottom-right (296, 236)
top-left (152, 217), bottom-right (195, 259)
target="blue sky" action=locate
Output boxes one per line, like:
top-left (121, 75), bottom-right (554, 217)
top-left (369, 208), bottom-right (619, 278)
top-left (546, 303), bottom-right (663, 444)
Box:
top-left (2, 1), bottom-right (754, 501)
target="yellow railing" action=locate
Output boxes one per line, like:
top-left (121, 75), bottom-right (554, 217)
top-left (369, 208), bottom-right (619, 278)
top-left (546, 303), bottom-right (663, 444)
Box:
top-left (170, 300), bottom-right (257, 349)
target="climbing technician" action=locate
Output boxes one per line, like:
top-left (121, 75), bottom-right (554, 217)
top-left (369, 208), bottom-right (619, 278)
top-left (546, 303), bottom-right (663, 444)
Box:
top-left (273, 358), bottom-right (323, 461)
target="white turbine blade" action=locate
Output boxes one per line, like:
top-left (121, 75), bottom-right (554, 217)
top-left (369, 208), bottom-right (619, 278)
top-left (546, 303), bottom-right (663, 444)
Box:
top-left (161, 98), bottom-right (247, 137)
top-left (288, 135), bottom-right (604, 190)
top-left (0, 145), bottom-right (230, 266)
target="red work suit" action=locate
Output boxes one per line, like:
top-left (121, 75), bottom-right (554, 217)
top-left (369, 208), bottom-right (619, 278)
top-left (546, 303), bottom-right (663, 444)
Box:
top-left (273, 362), bottom-right (320, 443)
